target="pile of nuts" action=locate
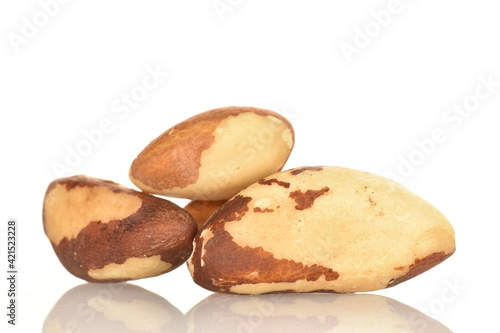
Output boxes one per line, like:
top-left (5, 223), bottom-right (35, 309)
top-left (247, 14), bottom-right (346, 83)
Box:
top-left (43, 106), bottom-right (455, 294)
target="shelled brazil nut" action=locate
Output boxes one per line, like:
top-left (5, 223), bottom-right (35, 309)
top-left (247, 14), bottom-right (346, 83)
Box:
top-left (43, 175), bottom-right (197, 283)
top-left (188, 166), bottom-right (456, 294)
top-left (43, 105), bottom-right (456, 294)
top-left (184, 200), bottom-right (227, 230)
top-left (129, 106), bottom-right (295, 201)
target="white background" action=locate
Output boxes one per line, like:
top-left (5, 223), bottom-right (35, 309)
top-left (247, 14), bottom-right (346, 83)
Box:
top-left (1, 0), bottom-right (500, 332)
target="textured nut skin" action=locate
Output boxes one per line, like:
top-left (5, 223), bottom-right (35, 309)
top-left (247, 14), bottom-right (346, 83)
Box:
top-left (129, 106), bottom-right (295, 200)
top-left (188, 166), bottom-right (456, 294)
top-left (184, 200), bottom-right (226, 230)
top-left (43, 175), bottom-right (197, 283)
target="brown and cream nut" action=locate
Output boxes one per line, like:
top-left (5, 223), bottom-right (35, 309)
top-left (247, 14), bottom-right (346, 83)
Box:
top-left (129, 106), bottom-right (295, 201)
top-left (188, 166), bottom-right (456, 294)
top-left (184, 200), bottom-right (226, 230)
top-left (43, 175), bottom-right (197, 283)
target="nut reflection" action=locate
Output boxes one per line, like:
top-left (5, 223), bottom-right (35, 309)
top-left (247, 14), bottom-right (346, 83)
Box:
top-left (187, 293), bottom-right (452, 333)
top-left (43, 283), bottom-right (185, 333)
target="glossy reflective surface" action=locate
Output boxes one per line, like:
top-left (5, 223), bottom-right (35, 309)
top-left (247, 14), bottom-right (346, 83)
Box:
top-left (187, 293), bottom-right (452, 333)
top-left (43, 283), bottom-right (186, 333)
top-left (44, 285), bottom-right (452, 333)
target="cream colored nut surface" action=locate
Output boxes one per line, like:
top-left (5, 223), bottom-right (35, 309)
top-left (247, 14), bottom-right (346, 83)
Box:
top-left (129, 106), bottom-right (294, 200)
top-left (188, 166), bottom-right (456, 294)
top-left (43, 180), bottom-right (142, 246)
top-left (43, 175), bottom-right (197, 283)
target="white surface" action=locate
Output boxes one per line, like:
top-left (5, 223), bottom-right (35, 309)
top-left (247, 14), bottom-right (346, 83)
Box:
top-left (1, 0), bottom-right (499, 332)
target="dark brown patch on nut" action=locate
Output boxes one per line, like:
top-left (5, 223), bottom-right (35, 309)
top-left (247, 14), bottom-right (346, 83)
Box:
top-left (191, 229), bottom-right (339, 294)
top-left (205, 195), bottom-right (252, 225)
top-left (253, 207), bottom-right (274, 213)
top-left (290, 166), bottom-right (323, 175)
top-left (387, 251), bottom-right (453, 288)
top-left (130, 119), bottom-right (218, 190)
top-left (258, 178), bottom-right (291, 188)
top-left (47, 175), bottom-right (124, 193)
top-left (289, 187), bottom-right (330, 210)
